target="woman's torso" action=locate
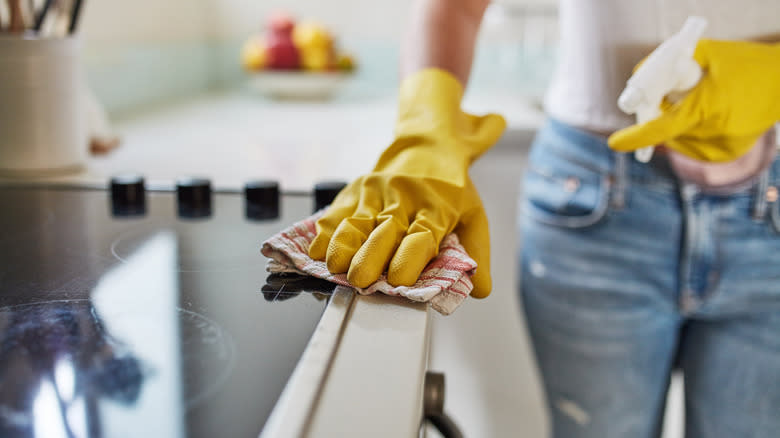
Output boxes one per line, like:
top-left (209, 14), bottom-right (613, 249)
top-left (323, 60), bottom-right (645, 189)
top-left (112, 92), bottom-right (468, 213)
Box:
top-left (544, 0), bottom-right (780, 191)
top-left (545, 0), bottom-right (780, 133)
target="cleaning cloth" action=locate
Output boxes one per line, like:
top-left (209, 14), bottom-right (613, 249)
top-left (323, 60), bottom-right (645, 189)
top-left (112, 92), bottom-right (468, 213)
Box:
top-left (261, 212), bottom-right (478, 315)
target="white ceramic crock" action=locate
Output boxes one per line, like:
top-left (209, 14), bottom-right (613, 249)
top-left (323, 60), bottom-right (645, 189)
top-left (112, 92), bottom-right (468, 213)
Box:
top-left (0, 36), bottom-right (87, 176)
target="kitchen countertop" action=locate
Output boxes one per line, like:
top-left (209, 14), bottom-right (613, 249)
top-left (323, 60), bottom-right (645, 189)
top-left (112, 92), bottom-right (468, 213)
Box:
top-left (0, 90), bottom-right (544, 192)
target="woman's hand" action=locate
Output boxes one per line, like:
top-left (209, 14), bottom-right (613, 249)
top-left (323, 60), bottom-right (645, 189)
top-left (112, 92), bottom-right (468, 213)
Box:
top-left (309, 69), bottom-right (505, 298)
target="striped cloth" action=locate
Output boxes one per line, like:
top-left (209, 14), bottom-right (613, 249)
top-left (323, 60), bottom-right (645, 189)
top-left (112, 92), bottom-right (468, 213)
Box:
top-left (260, 212), bottom-right (477, 315)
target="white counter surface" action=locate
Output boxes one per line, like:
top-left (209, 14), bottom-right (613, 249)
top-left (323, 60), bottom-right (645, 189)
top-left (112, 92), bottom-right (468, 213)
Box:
top-left (262, 287), bottom-right (432, 438)
top-left (0, 90), bottom-right (544, 192)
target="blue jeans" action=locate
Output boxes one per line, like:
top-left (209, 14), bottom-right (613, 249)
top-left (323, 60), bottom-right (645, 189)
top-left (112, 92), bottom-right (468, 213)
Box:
top-left (519, 119), bottom-right (780, 438)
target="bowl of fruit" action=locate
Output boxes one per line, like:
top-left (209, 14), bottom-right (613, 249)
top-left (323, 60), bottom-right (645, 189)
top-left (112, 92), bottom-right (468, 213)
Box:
top-left (242, 12), bottom-right (356, 100)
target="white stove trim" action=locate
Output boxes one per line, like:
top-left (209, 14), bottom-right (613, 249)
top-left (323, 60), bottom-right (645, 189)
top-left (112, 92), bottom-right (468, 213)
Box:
top-left (260, 286), bottom-right (356, 438)
top-left (261, 287), bottom-right (432, 438)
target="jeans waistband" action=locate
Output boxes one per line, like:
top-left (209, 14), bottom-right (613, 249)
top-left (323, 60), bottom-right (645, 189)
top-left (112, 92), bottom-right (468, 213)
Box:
top-left (544, 118), bottom-right (780, 218)
top-left (545, 118), bottom-right (676, 188)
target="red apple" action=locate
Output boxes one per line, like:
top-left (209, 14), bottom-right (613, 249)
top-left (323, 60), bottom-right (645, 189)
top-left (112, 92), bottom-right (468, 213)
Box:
top-left (265, 34), bottom-right (300, 70)
top-left (267, 11), bottom-right (295, 35)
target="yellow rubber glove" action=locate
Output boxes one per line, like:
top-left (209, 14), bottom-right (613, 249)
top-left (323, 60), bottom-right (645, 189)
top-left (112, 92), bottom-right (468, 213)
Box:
top-left (308, 68), bottom-right (506, 298)
top-left (609, 39), bottom-right (780, 162)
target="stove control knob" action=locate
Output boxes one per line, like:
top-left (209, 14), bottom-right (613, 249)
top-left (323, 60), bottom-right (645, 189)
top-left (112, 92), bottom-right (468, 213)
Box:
top-left (245, 180), bottom-right (280, 220)
top-left (313, 181), bottom-right (347, 213)
top-left (176, 177), bottom-right (212, 218)
top-left (110, 174), bottom-right (146, 216)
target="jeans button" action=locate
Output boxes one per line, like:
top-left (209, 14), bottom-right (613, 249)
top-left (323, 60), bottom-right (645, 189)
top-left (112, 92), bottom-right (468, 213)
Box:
top-left (766, 186), bottom-right (778, 203)
top-left (564, 177), bottom-right (580, 193)
top-left (680, 292), bottom-right (700, 314)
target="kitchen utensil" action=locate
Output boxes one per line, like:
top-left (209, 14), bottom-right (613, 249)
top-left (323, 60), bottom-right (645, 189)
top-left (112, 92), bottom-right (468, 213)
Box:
top-left (67, 0), bottom-right (80, 33)
top-left (7, 0), bottom-right (25, 33)
top-left (38, 0), bottom-right (70, 37)
top-left (25, 0), bottom-right (33, 25)
top-left (33, 0), bottom-right (54, 31)
top-left (0, 2), bottom-right (7, 32)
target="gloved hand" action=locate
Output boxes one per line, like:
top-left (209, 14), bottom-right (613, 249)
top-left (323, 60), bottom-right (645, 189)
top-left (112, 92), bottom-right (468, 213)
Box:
top-left (308, 68), bottom-right (506, 298)
top-left (609, 39), bottom-right (780, 162)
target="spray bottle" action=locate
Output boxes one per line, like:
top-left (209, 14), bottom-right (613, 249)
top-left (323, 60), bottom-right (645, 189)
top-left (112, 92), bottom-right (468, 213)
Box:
top-left (617, 16), bottom-right (709, 162)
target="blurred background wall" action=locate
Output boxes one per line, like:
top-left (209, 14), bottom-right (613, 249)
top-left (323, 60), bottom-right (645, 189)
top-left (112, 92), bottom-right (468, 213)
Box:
top-left (78, 0), bottom-right (558, 115)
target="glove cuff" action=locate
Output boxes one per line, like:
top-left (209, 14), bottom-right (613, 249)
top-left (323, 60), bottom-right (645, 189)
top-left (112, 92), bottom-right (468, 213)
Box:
top-left (398, 68), bottom-right (464, 110)
top-left (395, 68), bottom-right (464, 136)
top-left (387, 68), bottom-right (506, 166)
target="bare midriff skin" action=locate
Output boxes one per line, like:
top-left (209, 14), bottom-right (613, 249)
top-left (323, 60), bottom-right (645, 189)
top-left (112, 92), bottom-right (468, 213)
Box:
top-left (754, 32), bottom-right (780, 44)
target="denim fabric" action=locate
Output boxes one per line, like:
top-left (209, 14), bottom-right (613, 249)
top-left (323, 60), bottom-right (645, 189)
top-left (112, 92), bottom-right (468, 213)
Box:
top-left (519, 119), bottom-right (780, 438)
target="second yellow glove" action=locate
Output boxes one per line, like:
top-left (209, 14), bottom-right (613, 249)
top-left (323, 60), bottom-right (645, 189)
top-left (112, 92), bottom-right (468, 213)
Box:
top-left (609, 39), bottom-right (780, 162)
top-left (308, 68), bottom-right (506, 298)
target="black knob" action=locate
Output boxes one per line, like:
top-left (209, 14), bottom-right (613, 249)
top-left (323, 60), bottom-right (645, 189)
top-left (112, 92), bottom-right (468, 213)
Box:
top-left (176, 177), bottom-right (212, 218)
top-left (314, 181), bottom-right (347, 213)
top-left (110, 174), bottom-right (146, 216)
top-left (245, 180), bottom-right (280, 220)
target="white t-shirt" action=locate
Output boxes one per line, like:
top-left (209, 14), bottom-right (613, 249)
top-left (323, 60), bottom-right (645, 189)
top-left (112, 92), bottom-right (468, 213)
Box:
top-left (544, 0), bottom-right (780, 132)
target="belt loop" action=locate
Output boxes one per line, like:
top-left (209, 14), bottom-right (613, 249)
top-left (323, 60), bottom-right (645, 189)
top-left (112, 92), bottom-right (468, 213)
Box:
top-left (611, 152), bottom-right (628, 210)
top-left (752, 169), bottom-right (770, 220)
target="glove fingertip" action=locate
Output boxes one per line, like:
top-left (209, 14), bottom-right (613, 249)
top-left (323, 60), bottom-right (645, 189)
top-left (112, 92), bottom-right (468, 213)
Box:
top-left (607, 129), bottom-right (643, 152)
top-left (479, 113), bottom-right (508, 141)
top-left (469, 268), bottom-right (492, 299)
top-left (387, 264), bottom-right (425, 288)
top-left (387, 233), bottom-right (437, 287)
top-left (453, 203), bottom-right (492, 299)
top-left (325, 247), bottom-right (352, 274)
top-left (347, 267), bottom-right (380, 289)
top-left (485, 112), bottom-right (507, 128)
top-left (346, 218), bottom-right (406, 289)
top-left (308, 234), bottom-right (329, 260)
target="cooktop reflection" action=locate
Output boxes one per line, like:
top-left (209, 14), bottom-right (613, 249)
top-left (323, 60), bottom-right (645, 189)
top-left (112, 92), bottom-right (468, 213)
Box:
top-left (0, 184), bottom-right (337, 438)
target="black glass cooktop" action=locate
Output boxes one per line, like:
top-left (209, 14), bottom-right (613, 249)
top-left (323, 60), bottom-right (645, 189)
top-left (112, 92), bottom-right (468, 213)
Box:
top-left (0, 183), bottom-right (337, 438)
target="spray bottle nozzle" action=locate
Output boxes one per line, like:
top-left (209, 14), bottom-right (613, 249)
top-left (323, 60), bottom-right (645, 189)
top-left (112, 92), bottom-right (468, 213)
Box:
top-left (617, 87), bottom-right (644, 115)
top-left (617, 16), bottom-right (709, 162)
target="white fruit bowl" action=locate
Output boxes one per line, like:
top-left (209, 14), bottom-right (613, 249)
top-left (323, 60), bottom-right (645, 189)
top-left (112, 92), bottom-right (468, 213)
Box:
top-left (247, 71), bottom-right (351, 100)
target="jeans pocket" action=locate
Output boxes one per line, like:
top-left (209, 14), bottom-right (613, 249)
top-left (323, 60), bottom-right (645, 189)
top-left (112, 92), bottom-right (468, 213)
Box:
top-left (522, 149), bottom-right (612, 229)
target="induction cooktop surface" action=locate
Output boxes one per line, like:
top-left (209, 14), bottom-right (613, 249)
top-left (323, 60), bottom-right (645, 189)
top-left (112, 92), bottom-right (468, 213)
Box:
top-left (0, 180), bottom-right (341, 438)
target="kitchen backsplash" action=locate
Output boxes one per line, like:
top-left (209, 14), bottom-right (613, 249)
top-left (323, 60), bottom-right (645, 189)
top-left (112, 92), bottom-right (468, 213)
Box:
top-left (80, 1), bottom-right (558, 115)
top-left (84, 41), bottom-right (557, 116)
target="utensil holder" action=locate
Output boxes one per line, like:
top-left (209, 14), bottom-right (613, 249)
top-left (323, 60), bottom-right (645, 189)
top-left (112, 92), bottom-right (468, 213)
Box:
top-left (0, 35), bottom-right (87, 176)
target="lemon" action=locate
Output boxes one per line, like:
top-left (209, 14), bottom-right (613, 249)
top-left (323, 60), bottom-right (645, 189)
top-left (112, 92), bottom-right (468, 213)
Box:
top-left (241, 37), bottom-right (266, 71)
top-left (292, 21), bottom-right (333, 51)
top-left (300, 46), bottom-right (331, 71)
